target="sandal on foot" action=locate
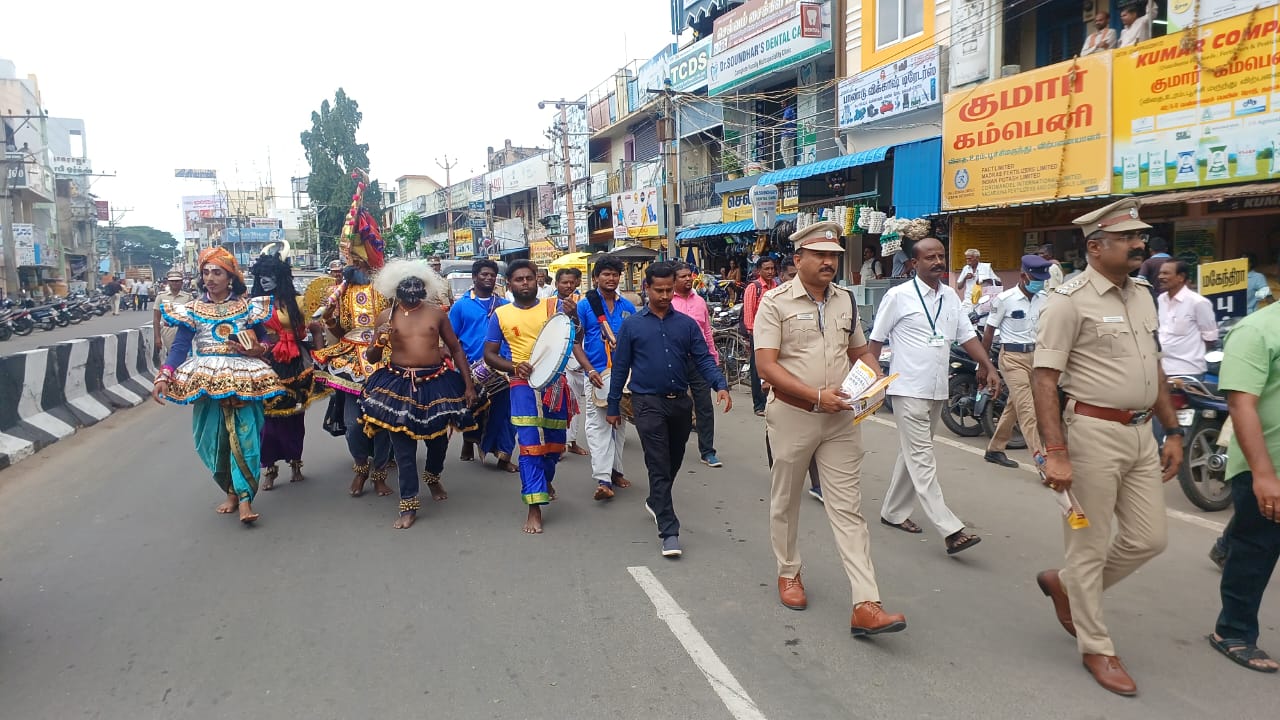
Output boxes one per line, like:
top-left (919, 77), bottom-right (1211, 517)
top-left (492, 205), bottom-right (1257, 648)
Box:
top-left (1209, 635), bottom-right (1280, 673)
top-left (945, 530), bottom-right (982, 555)
top-left (880, 517), bottom-right (923, 534)
top-left (594, 484), bottom-right (615, 501)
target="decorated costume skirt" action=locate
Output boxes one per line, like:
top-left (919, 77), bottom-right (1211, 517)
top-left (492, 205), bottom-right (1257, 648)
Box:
top-left (312, 340), bottom-right (380, 395)
top-left (359, 364), bottom-right (479, 441)
top-left (264, 353), bottom-right (321, 417)
top-left (163, 354), bottom-right (284, 405)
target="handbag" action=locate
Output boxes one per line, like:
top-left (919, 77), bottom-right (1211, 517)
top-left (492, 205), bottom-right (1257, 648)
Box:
top-left (322, 393), bottom-right (347, 437)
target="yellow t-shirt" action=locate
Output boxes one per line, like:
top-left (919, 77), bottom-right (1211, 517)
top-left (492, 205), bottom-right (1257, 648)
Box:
top-left (489, 297), bottom-right (557, 365)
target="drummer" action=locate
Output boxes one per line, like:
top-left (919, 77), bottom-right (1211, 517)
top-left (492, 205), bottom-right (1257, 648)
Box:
top-left (449, 259), bottom-right (517, 472)
top-left (577, 257), bottom-right (635, 499)
top-left (483, 260), bottom-right (593, 534)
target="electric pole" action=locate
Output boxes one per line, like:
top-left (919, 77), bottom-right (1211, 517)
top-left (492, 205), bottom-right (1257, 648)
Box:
top-left (658, 89), bottom-right (679, 260)
top-left (1, 153), bottom-right (17, 294)
top-left (436, 155), bottom-right (457, 257)
top-left (557, 106), bottom-right (578, 253)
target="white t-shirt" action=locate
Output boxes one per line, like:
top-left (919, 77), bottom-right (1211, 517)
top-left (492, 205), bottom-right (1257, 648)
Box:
top-left (870, 276), bottom-right (976, 400)
top-left (1118, 0), bottom-right (1157, 48)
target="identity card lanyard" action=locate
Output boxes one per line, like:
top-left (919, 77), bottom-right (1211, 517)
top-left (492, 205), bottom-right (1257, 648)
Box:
top-left (913, 280), bottom-right (946, 347)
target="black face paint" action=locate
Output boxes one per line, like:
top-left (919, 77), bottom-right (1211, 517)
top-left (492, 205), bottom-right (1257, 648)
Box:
top-left (397, 278), bottom-right (427, 306)
top-left (343, 267), bottom-right (369, 285)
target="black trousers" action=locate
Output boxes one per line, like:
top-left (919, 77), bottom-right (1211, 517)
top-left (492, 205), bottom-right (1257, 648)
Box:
top-left (748, 334), bottom-right (767, 413)
top-left (686, 359), bottom-right (715, 458)
top-left (1216, 472), bottom-right (1280, 644)
top-left (389, 431), bottom-right (449, 503)
top-left (632, 393), bottom-right (693, 539)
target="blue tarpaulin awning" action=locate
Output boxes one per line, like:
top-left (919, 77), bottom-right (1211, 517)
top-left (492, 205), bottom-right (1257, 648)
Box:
top-left (675, 214), bottom-right (797, 241)
top-left (755, 145), bottom-right (891, 186)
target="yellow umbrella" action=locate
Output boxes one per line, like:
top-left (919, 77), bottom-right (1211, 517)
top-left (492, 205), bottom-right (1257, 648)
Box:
top-left (548, 252), bottom-right (591, 275)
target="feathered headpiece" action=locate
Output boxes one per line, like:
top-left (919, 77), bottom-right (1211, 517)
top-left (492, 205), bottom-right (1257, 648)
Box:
top-left (339, 170), bottom-right (385, 269)
top-left (372, 259), bottom-right (448, 308)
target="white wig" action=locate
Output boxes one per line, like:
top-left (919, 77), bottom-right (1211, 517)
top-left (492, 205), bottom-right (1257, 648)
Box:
top-left (373, 259), bottom-right (449, 307)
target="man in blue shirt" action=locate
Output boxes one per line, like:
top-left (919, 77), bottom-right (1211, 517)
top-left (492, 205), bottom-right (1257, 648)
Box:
top-left (607, 262), bottom-right (731, 558)
top-left (448, 259), bottom-right (516, 472)
top-left (577, 257), bottom-right (635, 500)
top-left (1246, 253), bottom-right (1272, 315)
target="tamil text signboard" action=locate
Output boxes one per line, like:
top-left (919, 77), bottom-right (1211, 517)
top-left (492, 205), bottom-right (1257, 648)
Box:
top-left (942, 54), bottom-right (1112, 210)
top-left (839, 46), bottom-right (941, 129)
top-left (709, 0), bottom-right (831, 96)
top-left (1197, 257), bottom-right (1250, 320)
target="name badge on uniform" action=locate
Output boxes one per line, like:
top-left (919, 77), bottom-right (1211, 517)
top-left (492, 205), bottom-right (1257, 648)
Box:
top-left (797, 313), bottom-right (814, 320)
top-left (929, 333), bottom-right (946, 347)
top-left (1102, 316), bottom-right (1124, 323)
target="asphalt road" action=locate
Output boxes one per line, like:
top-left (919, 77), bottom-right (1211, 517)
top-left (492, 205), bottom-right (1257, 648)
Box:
top-left (0, 388), bottom-right (1273, 719)
top-left (1, 307), bottom-right (154, 355)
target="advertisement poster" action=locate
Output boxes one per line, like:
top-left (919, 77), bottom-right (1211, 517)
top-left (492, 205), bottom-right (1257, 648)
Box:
top-left (709, 1), bottom-right (831, 96)
top-left (1173, 218), bottom-right (1219, 264)
top-left (612, 188), bottom-right (661, 240)
top-left (949, 0), bottom-right (993, 87)
top-left (453, 229), bottom-right (474, 258)
top-left (943, 54), bottom-right (1112, 210)
top-left (1196, 257), bottom-right (1249, 320)
top-left (838, 46), bottom-right (942, 128)
top-left (1111, 7), bottom-right (1280, 193)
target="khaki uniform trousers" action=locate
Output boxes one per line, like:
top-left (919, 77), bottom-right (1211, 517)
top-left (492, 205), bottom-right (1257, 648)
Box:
top-left (767, 399), bottom-right (879, 604)
top-left (1061, 410), bottom-right (1168, 656)
top-left (988, 350), bottom-right (1042, 456)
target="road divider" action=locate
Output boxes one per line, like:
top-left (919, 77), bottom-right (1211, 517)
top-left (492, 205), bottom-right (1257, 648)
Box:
top-left (0, 326), bottom-right (156, 470)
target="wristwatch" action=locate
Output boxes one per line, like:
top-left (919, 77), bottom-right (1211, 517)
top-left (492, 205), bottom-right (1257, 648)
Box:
top-left (1163, 427), bottom-right (1185, 438)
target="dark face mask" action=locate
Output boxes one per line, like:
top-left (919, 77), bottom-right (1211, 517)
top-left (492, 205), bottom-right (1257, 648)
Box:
top-left (397, 278), bottom-right (427, 306)
top-left (343, 266), bottom-right (369, 285)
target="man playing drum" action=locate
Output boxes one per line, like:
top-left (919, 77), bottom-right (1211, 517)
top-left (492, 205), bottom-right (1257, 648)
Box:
top-left (576, 257), bottom-right (635, 500)
top-left (449, 259), bottom-right (517, 472)
top-left (484, 260), bottom-right (592, 534)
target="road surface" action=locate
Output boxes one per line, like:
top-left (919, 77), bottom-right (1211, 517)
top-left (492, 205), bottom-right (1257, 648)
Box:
top-left (0, 389), bottom-right (1271, 719)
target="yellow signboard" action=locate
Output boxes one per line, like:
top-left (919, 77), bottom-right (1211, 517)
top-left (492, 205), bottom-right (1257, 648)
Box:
top-left (529, 241), bottom-right (558, 267)
top-left (722, 190), bottom-right (753, 221)
top-left (1198, 257), bottom-right (1249, 294)
top-left (942, 54), bottom-right (1113, 210)
top-left (1112, 8), bottom-right (1280, 193)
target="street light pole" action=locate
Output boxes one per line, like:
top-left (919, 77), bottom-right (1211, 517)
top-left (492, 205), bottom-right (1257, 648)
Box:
top-left (437, 155), bottom-right (457, 257)
top-left (1, 154), bottom-right (17, 294)
top-left (539, 99), bottom-right (588, 254)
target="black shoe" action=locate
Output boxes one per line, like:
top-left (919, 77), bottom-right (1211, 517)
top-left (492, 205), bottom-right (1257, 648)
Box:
top-left (1209, 537), bottom-right (1227, 571)
top-left (984, 451), bottom-right (1019, 468)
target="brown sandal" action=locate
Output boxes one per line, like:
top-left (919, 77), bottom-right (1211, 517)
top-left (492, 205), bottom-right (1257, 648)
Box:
top-left (880, 517), bottom-right (923, 534)
top-left (945, 530), bottom-right (982, 555)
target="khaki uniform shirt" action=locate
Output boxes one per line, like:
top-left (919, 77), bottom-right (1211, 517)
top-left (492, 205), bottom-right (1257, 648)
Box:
top-left (1034, 266), bottom-right (1161, 411)
top-left (155, 289), bottom-right (195, 351)
top-left (754, 279), bottom-right (865, 392)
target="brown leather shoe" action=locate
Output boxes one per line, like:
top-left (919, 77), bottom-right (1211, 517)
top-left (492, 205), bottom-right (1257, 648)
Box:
top-left (778, 575), bottom-right (807, 610)
top-left (1035, 569), bottom-right (1076, 638)
top-left (850, 602), bottom-right (907, 637)
top-left (1082, 654), bottom-right (1137, 696)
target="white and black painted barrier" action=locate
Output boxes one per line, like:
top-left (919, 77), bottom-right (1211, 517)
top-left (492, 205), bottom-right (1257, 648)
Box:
top-left (0, 327), bottom-right (156, 469)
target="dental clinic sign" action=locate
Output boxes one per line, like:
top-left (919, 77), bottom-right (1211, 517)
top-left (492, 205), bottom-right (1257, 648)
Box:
top-left (709, 0), bottom-right (831, 96)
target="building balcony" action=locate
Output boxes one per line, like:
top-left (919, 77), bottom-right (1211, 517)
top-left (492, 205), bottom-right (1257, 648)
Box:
top-left (680, 173), bottom-right (722, 214)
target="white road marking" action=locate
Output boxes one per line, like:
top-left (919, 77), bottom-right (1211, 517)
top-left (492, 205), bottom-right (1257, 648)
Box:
top-left (628, 566), bottom-right (768, 720)
top-left (863, 415), bottom-right (1227, 533)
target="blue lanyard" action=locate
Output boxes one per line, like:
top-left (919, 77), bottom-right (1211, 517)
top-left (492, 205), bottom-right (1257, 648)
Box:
top-left (913, 279), bottom-right (944, 335)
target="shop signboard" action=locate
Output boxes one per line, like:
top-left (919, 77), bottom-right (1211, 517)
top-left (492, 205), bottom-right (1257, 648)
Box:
top-left (942, 54), bottom-right (1112, 210)
top-left (1111, 7), bottom-right (1280, 194)
top-left (781, 182), bottom-right (799, 213)
top-left (750, 184), bottom-right (779, 229)
top-left (13, 223), bottom-right (38, 266)
top-left (949, 0), bottom-right (992, 87)
top-left (669, 37), bottom-right (712, 92)
top-left (1169, 0), bottom-right (1278, 31)
top-left (95, 200), bottom-right (110, 221)
top-left (530, 241), bottom-right (558, 267)
top-left (174, 169), bottom-right (216, 179)
top-left (709, 1), bottom-right (832, 96)
top-left (722, 189), bottom-right (753, 221)
top-left (1197, 257), bottom-right (1250, 320)
top-left (838, 46), bottom-right (942, 129)
top-left (51, 155), bottom-right (92, 175)
top-left (612, 188), bottom-right (661, 240)
top-left (454, 229), bottom-right (474, 258)
top-left (1173, 218), bottom-right (1219, 264)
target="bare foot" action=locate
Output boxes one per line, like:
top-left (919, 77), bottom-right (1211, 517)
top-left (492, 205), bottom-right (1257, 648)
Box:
top-left (393, 511), bottom-right (417, 529)
top-left (460, 442), bottom-right (475, 462)
top-left (349, 467), bottom-right (368, 497)
top-left (612, 472), bottom-right (631, 489)
top-left (261, 465), bottom-right (277, 492)
top-left (497, 456), bottom-right (518, 473)
top-left (567, 442), bottom-right (588, 456)
top-left (289, 462), bottom-right (304, 483)
top-left (428, 479), bottom-right (448, 502)
top-left (372, 470), bottom-right (393, 497)
top-left (548, 483), bottom-right (558, 501)
top-left (239, 501), bottom-right (260, 524)
top-left (523, 505), bottom-right (544, 534)
top-left (216, 493), bottom-right (239, 514)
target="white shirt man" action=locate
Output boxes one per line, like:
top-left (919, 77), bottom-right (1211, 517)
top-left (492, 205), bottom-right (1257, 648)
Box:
top-left (1118, 0), bottom-right (1158, 48)
top-left (1081, 12), bottom-right (1117, 56)
top-left (982, 255), bottom-right (1052, 466)
top-left (1156, 260), bottom-right (1218, 377)
top-left (955, 250), bottom-right (1001, 324)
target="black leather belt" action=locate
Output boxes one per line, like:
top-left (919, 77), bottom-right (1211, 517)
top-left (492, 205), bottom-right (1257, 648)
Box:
top-left (1001, 343), bottom-right (1035, 353)
top-left (634, 392), bottom-right (685, 399)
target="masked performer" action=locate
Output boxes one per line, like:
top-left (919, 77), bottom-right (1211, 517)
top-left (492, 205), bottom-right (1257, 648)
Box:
top-left (360, 260), bottom-right (479, 528)
top-left (483, 260), bottom-right (592, 534)
top-left (312, 192), bottom-right (394, 497)
top-left (152, 247), bottom-right (283, 525)
top-left (251, 251), bottom-right (318, 490)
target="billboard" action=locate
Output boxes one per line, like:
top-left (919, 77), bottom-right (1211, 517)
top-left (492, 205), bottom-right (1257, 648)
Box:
top-left (942, 54), bottom-right (1112, 210)
top-left (838, 46), bottom-right (941, 129)
top-left (1111, 7), bottom-right (1280, 193)
top-left (709, 1), bottom-right (832, 96)
top-left (51, 156), bottom-right (92, 175)
top-left (182, 195), bottom-right (226, 235)
top-left (95, 200), bottom-right (110, 221)
top-left (612, 188), bottom-right (661, 240)
top-left (1168, 0), bottom-right (1278, 31)
top-left (174, 169), bottom-right (217, 179)
top-left (669, 37), bottom-right (712, 92)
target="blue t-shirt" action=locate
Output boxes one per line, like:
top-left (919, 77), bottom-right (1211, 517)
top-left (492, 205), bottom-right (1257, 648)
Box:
top-left (576, 292), bottom-right (636, 370)
top-left (448, 290), bottom-right (508, 362)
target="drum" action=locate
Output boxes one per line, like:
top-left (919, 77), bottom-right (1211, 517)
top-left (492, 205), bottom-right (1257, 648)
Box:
top-left (526, 314), bottom-right (575, 390)
top-left (470, 357), bottom-right (510, 396)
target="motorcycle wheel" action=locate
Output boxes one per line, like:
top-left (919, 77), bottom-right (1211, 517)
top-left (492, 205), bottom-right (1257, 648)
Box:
top-left (39, 320), bottom-right (55, 331)
top-left (714, 332), bottom-right (744, 388)
top-left (0, 324), bottom-right (11, 341)
top-left (69, 311), bottom-right (83, 324)
top-left (54, 315), bottom-right (70, 327)
top-left (942, 373), bottom-right (984, 437)
top-left (980, 392), bottom-right (1028, 450)
top-left (13, 318), bottom-right (33, 336)
top-left (1178, 419), bottom-right (1232, 512)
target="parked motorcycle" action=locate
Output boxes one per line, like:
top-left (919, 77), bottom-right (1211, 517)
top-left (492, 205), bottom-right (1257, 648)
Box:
top-left (24, 300), bottom-right (59, 332)
top-left (1168, 352), bottom-right (1232, 511)
top-left (0, 308), bottom-right (14, 341)
top-left (942, 345), bottom-right (985, 437)
top-left (3, 300), bottom-right (36, 336)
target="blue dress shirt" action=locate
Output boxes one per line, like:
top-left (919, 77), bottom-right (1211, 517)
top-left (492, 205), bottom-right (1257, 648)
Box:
top-left (607, 306), bottom-right (727, 416)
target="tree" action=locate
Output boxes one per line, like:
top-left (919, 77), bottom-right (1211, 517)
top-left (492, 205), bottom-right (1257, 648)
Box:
top-left (387, 211), bottom-right (422, 259)
top-left (116, 226), bottom-right (178, 278)
top-left (300, 88), bottom-right (381, 255)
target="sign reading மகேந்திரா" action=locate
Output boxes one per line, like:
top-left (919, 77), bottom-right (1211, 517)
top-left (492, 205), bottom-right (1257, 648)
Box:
top-left (941, 54), bottom-right (1112, 210)
top-left (1111, 7), bottom-right (1280, 194)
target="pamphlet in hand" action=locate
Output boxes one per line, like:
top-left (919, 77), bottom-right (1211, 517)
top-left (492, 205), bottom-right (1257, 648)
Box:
top-left (840, 359), bottom-right (897, 425)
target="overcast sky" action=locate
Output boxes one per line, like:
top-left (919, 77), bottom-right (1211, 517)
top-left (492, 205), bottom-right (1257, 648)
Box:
top-left (5, 0), bottom-right (677, 239)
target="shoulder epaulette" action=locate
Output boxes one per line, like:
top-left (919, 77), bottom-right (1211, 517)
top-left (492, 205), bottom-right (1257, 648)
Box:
top-left (1054, 276), bottom-right (1088, 295)
top-left (1132, 275), bottom-right (1151, 287)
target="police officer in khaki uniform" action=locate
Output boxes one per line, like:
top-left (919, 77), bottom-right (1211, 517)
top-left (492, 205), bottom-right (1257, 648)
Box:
top-left (1031, 198), bottom-right (1184, 696)
top-left (153, 269), bottom-right (194, 357)
top-left (754, 221), bottom-right (906, 637)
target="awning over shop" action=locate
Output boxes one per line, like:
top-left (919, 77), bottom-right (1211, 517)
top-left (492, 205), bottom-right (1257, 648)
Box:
top-left (1134, 182), bottom-right (1280, 207)
top-left (675, 214), bottom-right (798, 242)
top-left (755, 145), bottom-right (891, 186)
top-left (891, 138), bottom-right (942, 218)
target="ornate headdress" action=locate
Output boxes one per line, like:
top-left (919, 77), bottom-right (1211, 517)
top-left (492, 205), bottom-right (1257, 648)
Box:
top-left (198, 246), bottom-right (242, 282)
top-left (339, 169), bottom-right (385, 270)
